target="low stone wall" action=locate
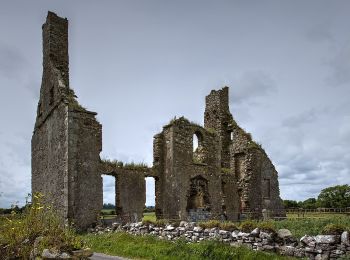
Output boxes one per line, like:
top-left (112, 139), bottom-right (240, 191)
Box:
top-left (89, 222), bottom-right (350, 259)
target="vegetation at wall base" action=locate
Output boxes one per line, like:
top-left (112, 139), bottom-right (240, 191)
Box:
top-left (140, 213), bottom-right (350, 239)
top-left (82, 232), bottom-right (296, 260)
top-left (0, 193), bottom-right (84, 259)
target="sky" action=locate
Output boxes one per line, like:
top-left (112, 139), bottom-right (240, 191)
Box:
top-left (0, 0), bottom-right (349, 208)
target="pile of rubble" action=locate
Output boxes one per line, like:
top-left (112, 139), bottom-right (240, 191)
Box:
top-left (89, 221), bottom-right (350, 259)
top-left (29, 236), bottom-right (93, 259)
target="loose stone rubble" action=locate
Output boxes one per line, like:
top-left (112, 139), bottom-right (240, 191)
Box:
top-left (89, 222), bottom-right (350, 260)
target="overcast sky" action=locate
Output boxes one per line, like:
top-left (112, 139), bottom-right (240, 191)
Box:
top-left (0, 0), bottom-right (349, 208)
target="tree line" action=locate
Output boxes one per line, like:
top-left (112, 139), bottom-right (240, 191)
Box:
top-left (283, 184), bottom-right (350, 209)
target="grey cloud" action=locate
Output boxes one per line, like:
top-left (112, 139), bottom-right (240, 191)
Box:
top-left (0, 45), bottom-right (27, 79)
top-left (230, 71), bottom-right (277, 104)
top-left (326, 43), bottom-right (350, 86)
top-left (1, 1), bottom-right (350, 207)
top-left (305, 22), bottom-right (333, 43)
top-left (282, 109), bottom-right (319, 128)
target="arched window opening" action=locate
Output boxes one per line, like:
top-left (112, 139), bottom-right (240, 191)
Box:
top-left (193, 131), bottom-right (205, 164)
top-left (193, 134), bottom-right (199, 152)
top-left (229, 131), bottom-right (234, 141)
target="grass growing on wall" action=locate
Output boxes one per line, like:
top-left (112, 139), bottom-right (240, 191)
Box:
top-left (141, 212), bottom-right (350, 239)
top-left (82, 232), bottom-right (296, 260)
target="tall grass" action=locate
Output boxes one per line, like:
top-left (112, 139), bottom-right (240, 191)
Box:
top-left (0, 193), bottom-right (83, 259)
top-left (83, 232), bottom-right (296, 260)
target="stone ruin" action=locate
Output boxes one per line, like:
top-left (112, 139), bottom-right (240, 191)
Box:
top-left (32, 12), bottom-right (285, 230)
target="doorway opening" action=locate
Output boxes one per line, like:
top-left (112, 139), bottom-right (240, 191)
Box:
top-left (102, 175), bottom-right (116, 216)
top-left (145, 177), bottom-right (156, 221)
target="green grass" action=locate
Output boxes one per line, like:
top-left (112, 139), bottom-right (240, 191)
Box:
top-left (141, 212), bottom-right (350, 239)
top-left (82, 232), bottom-right (296, 260)
top-left (287, 212), bottom-right (348, 218)
top-left (271, 216), bottom-right (350, 238)
top-left (101, 209), bottom-right (114, 214)
top-left (143, 212), bottom-right (156, 222)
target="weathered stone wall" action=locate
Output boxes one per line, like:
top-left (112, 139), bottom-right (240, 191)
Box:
top-left (204, 87), bottom-right (233, 169)
top-left (115, 170), bottom-right (145, 222)
top-left (32, 12), bottom-right (102, 230)
top-left (95, 222), bottom-right (350, 260)
top-left (154, 117), bottom-right (239, 221)
top-left (205, 87), bottom-right (285, 218)
top-left (100, 162), bottom-right (148, 222)
top-left (32, 103), bottom-right (69, 221)
top-left (67, 110), bottom-right (102, 229)
top-left (32, 12), bottom-right (71, 222)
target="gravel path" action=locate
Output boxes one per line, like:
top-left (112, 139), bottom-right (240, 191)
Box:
top-left (89, 252), bottom-right (130, 260)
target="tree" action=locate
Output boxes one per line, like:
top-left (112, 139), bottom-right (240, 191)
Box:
top-left (300, 198), bottom-right (317, 209)
top-left (317, 185), bottom-right (350, 208)
top-left (103, 203), bottom-right (115, 209)
top-left (283, 200), bottom-right (299, 209)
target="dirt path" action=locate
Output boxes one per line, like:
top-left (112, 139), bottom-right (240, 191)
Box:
top-left (89, 252), bottom-right (130, 260)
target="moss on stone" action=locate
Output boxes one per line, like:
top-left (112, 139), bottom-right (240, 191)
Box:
top-left (66, 88), bottom-right (86, 111)
top-left (221, 168), bottom-right (231, 174)
top-left (101, 158), bottom-right (149, 171)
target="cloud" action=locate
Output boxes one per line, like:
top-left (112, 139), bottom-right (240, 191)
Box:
top-left (0, 133), bottom-right (31, 208)
top-left (305, 22), bottom-right (334, 43)
top-left (230, 70), bottom-right (277, 104)
top-left (102, 175), bottom-right (115, 204)
top-left (281, 109), bottom-right (319, 128)
top-left (326, 42), bottom-right (350, 87)
top-left (269, 105), bottom-right (350, 201)
top-left (0, 44), bottom-right (27, 79)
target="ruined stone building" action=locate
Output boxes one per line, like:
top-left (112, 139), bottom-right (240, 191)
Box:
top-left (32, 12), bottom-right (285, 230)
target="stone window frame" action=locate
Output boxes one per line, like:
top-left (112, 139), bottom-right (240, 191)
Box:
top-left (192, 130), bottom-right (206, 164)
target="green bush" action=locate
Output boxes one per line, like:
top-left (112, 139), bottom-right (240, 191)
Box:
top-left (219, 222), bottom-right (239, 231)
top-left (0, 193), bottom-right (84, 259)
top-left (239, 220), bottom-right (257, 233)
top-left (258, 222), bottom-right (276, 233)
top-left (321, 224), bottom-right (346, 235)
top-left (198, 220), bottom-right (220, 229)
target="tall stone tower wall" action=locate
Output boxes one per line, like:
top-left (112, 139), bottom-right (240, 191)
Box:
top-left (204, 87), bottom-right (233, 168)
top-left (32, 12), bottom-right (102, 230)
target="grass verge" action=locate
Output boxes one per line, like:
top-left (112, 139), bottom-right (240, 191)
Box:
top-left (82, 232), bottom-right (296, 260)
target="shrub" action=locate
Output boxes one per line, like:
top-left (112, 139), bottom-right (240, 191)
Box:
top-left (219, 222), bottom-right (238, 231)
top-left (322, 224), bottom-right (346, 235)
top-left (0, 193), bottom-right (84, 259)
top-left (258, 222), bottom-right (276, 233)
top-left (239, 220), bottom-right (257, 233)
top-left (198, 220), bottom-right (220, 229)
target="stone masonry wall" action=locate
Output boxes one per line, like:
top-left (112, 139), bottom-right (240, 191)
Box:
top-left (205, 87), bottom-right (285, 218)
top-left (67, 110), bottom-right (102, 229)
top-left (100, 162), bottom-right (147, 223)
top-left (32, 103), bottom-right (69, 221)
top-left (115, 170), bottom-right (146, 222)
top-left (93, 222), bottom-right (350, 260)
top-left (32, 12), bottom-right (71, 222)
top-left (32, 12), bottom-right (102, 230)
top-left (154, 117), bottom-right (239, 221)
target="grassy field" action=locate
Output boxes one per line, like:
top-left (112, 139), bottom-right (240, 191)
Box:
top-left (143, 212), bottom-right (156, 222)
top-left (139, 212), bottom-right (350, 239)
top-left (82, 232), bottom-right (296, 260)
